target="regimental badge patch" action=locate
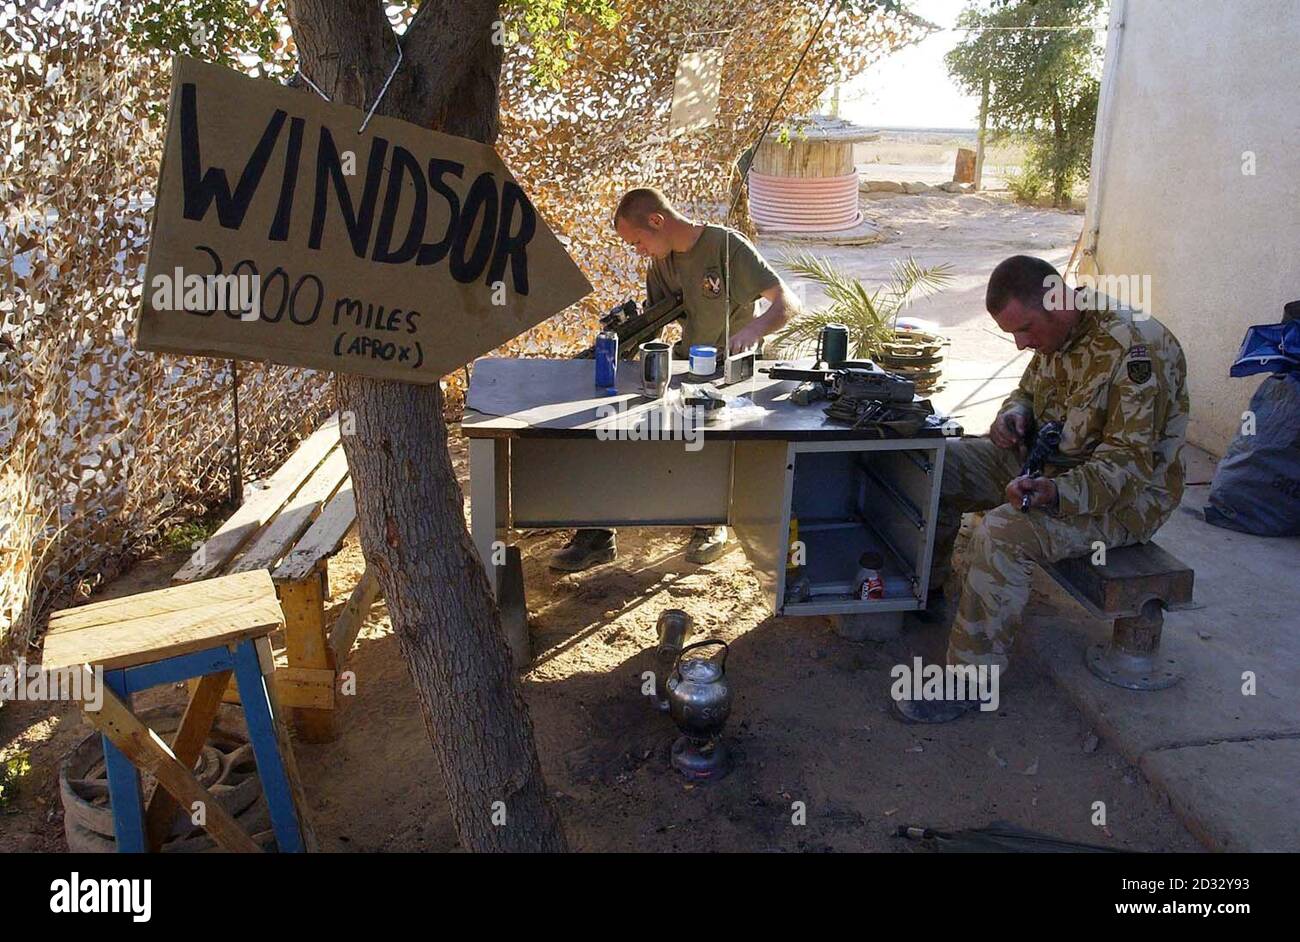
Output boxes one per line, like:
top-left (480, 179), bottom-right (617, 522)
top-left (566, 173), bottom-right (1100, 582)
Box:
top-left (1127, 344), bottom-right (1152, 383)
top-left (701, 267), bottom-right (723, 298)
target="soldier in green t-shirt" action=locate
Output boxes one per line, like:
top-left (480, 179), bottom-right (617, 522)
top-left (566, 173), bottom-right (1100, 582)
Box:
top-left (550, 187), bottom-right (800, 572)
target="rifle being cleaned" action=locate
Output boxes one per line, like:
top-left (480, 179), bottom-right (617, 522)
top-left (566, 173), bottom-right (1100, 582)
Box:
top-left (763, 360), bottom-right (917, 404)
top-left (1018, 418), bottom-right (1064, 511)
top-left (577, 292), bottom-right (687, 359)
top-left (762, 361), bottom-right (936, 436)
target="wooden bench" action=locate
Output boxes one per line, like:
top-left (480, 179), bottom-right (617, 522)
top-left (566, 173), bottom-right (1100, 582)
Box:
top-left (1044, 541), bottom-right (1195, 690)
top-left (174, 413), bottom-right (381, 742)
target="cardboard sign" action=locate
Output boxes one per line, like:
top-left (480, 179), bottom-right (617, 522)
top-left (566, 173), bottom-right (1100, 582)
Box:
top-left (137, 56), bottom-right (591, 382)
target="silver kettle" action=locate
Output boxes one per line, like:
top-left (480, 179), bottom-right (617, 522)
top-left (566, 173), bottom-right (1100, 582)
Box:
top-left (666, 640), bottom-right (732, 779)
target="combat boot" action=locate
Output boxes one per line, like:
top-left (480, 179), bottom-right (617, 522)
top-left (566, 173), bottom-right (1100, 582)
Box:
top-left (549, 528), bottom-right (617, 572)
top-left (685, 526), bottom-right (729, 564)
top-left (890, 694), bottom-right (986, 724)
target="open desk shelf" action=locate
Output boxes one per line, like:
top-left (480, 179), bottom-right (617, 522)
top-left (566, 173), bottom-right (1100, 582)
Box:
top-left (732, 438), bottom-right (946, 617)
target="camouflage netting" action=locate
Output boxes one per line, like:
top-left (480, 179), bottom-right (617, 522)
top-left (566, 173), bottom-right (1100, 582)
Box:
top-left (0, 0), bottom-right (922, 653)
top-left (490, 0), bottom-right (925, 362)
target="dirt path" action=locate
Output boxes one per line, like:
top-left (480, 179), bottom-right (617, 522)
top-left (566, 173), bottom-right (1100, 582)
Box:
top-left (286, 429), bottom-right (1198, 851)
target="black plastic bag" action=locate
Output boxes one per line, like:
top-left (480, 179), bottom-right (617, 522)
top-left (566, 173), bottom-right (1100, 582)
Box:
top-left (1205, 373), bottom-right (1300, 536)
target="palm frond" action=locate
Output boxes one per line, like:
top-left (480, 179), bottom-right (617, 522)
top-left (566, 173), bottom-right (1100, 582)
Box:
top-left (776, 252), bottom-right (952, 360)
top-left (883, 258), bottom-right (955, 319)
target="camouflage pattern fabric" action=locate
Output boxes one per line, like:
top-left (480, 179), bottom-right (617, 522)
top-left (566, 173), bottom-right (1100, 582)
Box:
top-left (997, 305), bottom-right (1190, 537)
top-left (934, 305), bottom-right (1190, 674)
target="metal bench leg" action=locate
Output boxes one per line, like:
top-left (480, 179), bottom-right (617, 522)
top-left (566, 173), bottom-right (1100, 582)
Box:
top-left (469, 437), bottom-right (499, 595)
top-left (100, 669), bottom-right (146, 853)
top-left (231, 639), bottom-right (305, 853)
top-left (1086, 599), bottom-right (1182, 690)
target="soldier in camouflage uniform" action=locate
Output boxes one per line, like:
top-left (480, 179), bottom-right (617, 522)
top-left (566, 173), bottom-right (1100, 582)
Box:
top-left (895, 255), bottom-right (1189, 723)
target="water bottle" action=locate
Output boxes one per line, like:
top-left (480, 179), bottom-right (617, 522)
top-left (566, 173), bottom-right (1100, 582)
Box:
top-left (594, 330), bottom-right (618, 392)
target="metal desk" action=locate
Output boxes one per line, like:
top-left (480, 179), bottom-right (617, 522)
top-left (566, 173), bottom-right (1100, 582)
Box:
top-left (462, 357), bottom-right (952, 618)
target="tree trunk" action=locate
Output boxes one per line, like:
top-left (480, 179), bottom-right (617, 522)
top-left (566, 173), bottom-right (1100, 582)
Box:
top-left (1049, 83), bottom-right (1068, 209)
top-left (973, 75), bottom-right (989, 192)
top-left (286, 0), bottom-right (567, 852)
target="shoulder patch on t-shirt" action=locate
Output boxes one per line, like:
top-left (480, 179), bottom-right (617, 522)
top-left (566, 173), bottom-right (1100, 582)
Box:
top-left (701, 267), bottom-right (723, 298)
top-left (1126, 344), bottom-right (1152, 384)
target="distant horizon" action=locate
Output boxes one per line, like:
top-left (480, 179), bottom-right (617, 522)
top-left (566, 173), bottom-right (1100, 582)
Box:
top-left (866, 125), bottom-right (978, 133)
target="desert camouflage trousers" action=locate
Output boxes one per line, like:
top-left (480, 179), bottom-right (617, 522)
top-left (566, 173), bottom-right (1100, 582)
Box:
top-left (932, 437), bottom-right (1136, 674)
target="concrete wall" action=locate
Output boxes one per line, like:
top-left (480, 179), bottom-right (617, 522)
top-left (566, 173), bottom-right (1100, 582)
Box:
top-left (1082, 0), bottom-right (1300, 456)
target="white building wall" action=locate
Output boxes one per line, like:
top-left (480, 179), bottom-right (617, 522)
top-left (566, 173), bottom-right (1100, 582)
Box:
top-left (1082, 0), bottom-right (1300, 455)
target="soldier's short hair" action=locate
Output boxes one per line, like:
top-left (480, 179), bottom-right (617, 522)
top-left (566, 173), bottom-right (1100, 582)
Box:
top-left (613, 187), bottom-right (681, 230)
top-left (986, 255), bottom-right (1061, 314)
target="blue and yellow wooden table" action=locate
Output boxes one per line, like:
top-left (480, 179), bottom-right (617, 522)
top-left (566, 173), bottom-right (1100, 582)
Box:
top-left (43, 570), bottom-right (310, 852)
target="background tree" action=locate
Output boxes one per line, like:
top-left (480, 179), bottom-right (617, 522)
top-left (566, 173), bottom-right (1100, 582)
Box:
top-left (945, 0), bottom-right (1104, 208)
top-left (130, 0), bottom-right (619, 853)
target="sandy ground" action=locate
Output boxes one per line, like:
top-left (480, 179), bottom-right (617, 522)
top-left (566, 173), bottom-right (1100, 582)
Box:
top-left (0, 196), bottom-right (1202, 854)
top-left (761, 192), bottom-right (1083, 434)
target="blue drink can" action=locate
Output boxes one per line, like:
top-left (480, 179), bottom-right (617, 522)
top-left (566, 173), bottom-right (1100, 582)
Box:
top-left (595, 330), bottom-right (618, 390)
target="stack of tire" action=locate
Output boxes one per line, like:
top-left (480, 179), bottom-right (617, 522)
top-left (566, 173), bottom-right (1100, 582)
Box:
top-left (879, 328), bottom-right (949, 395)
top-left (60, 705), bottom-right (277, 852)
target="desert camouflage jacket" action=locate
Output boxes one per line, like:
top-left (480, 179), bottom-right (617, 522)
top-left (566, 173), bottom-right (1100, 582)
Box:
top-left (997, 303), bottom-right (1190, 540)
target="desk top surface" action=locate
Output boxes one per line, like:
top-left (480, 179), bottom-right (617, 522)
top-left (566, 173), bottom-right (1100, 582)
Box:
top-left (462, 357), bottom-right (956, 441)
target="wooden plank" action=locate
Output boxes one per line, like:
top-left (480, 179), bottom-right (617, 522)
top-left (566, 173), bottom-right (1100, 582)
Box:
top-left (45, 596), bottom-right (282, 672)
top-left (278, 572), bottom-right (337, 742)
top-left (47, 570), bottom-right (272, 634)
top-left (204, 670), bottom-right (332, 706)
top-left (273, 484), bottom-right (357, 583)
top-left (273, 667), bottom-right (335, 711)
top-left (145, 670), bottom-right (231, 851)
top-left (43, 573), bottom-right (283, 673)
top-left (172, 414), bottom-right (341, 583)
top-left (328, 567), bottom-right (382, 666)
top-left (80, 667), bottom-right (261, 853)
top-left (233, 447), bottom-right (350, 575)
top-left (198, 669), bottom-right (333, 710)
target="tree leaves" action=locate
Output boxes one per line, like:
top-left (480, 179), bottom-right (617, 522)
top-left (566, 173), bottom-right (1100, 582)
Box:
top-left (944, 0), bottom-right (1104, 206)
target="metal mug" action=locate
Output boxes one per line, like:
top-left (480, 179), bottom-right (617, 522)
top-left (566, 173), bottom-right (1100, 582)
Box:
top-left (818, 323), bottom-right (849, 368)
top-left (639, 341), bottom-right (671, 398)
top-left (653, 609), bottom-right (693, 712)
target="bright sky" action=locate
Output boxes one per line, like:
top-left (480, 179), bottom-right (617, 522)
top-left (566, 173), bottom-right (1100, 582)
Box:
top-left (837, 0), bottom-right (985, 129)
